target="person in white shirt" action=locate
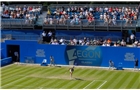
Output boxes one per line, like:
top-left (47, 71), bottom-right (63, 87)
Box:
top-left (79, 39), bottom-right (83, 45)
top-left (89, 7), bottom-right (93, 13)
top-left (113, 42), bottom-right (117, 47)
top-left (61, 41), bottom-right (65, 45)
top-left (59, 37), bottom-right (64, 43)
top-left (73, 38), bottom-right (77, 45)
top-left (106, 43), bottom-right (110, 46)
top-left (130, 33), bottom-right (135, 44)
top-left (102, 43), bottom-right (106, 46)
top-left (42, 31), bottom-right (46, 42)
top-left (42, 31), bottom-right (46, 37)
top-left (100, 14), bottom-right (103, 20)
top-left (48, 31), bottom-right (52, 37)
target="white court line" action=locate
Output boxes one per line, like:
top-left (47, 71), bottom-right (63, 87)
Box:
top-left (97, 80), bottom-right (107, 89)
top-left (83, 80), bottom-right (95, 89)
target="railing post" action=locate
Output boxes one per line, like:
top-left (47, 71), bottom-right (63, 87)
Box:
top-left (94, 20), bottom-right (95, 31)
top-left (55, 19), bottom-right (56, 30)
top-left (107, 21), bottom-right (109, 31)
top-left (67, 19), bottom-right (69, 30)
top-left (80, 20), bottom-right (82, 31)
top-left (9, 21), bottom-right (11, 29)
top-left (121, 20), bottom-right (122, 32)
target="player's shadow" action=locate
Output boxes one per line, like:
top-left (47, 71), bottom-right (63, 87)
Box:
top-left (55, 66), bottom-right (61, 68)
top-left (74, 78), bottom-right (83, 81)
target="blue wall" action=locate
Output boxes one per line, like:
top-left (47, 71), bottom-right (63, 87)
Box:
top-left (1, 40), bottom-right (140, 68)
top-left (136, 32), bottom-right (140, 37)
top-left (0, 57), bottom-right (12, 67)
top-left (1, 30), bottom-right (42, 35)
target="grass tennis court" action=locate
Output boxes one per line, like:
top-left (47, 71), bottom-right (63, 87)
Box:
top-left (1, 64), bottom-right (140, 89)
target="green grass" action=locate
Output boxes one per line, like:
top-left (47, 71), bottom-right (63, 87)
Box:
top-left (1, 64), bottom-right (140, 89)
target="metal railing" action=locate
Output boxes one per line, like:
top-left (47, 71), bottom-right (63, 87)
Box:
top-left (49, 4), bottom-right (138, 9)
top-left (43, 19), bottom-right (138, 31)
top-left (1, 19), bottom-right (35, 29)
top-left (1, 19), bottom-right (138, 31)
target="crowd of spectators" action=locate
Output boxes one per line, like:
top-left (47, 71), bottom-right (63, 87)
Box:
top-left (48, 35), bottom-right (140, 48)
top-left (1, 3), bottom-right (41, 24)
top-left (44, 5), bottom-right (139, 26)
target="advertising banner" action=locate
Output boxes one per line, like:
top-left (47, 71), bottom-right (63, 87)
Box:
top-left (65, 46), bottom-right (102, 66)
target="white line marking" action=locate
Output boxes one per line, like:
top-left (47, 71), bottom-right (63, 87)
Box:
top-left (83, 80), bottom-right (95, 89)
top-left (97, 80), bottom-right (107, 89)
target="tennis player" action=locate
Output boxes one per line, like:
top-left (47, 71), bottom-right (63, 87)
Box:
top-left (69, 66), bottom-right (74, 78)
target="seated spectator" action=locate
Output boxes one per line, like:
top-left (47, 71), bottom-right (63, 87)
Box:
top-left (73, 38), bottom-right (77, 45)
top-left (70, 18), bottom-right (75, 25)
top-left (59, 37), bottom-right (65, 44)
top-left (49, 18), bottom-right (53, 25)
top-left (106, 42), bottom-right (110, 46)
top-left (28, 14), bottom-right (34, 24)
top-left (133, 13), bottom-right (137, 20)
top-left (120, 14), bottom-right (123, 20)
top-left (44, 18), bottom-right (49, 24)
top-left (120, 39), bottom-right (126, 46)
top-left (59, 15), bottom-right (66, 25)
top-left (2, 12), bottom-right (10, 18)
top-left (137, 43), bottom-right (140, 48)
top-left (86, 41), bottom-right (90, 45)
top-left (81, 41), bottom-right (85, 46)
top-left (113, 42), bottom-right (117, 47)
top-left (52, 39), bottom-right (59, 45)
top-left (89, 7), bottom-right (93, 13)
top-left (133, 40), bottom-right (139, 47)
top-left (79, 12), bottom-right (84, 19)
top-left (100, 14), bottom-right (103, 20)
top-left (102, 42), bottom-right (106, 46)
top-left (112, 18), bottom-right (117, 25)
top-left (104, 17), bottom-right (109, 25)
top-left (99, 7), bottom-right (103, 13)
top-left (74, 15), bottom-right (80, 25)
top-left (88, 15), bottom-right (94, 25)
top-left (108, 17), bottom-right (112, 25)
top-left (79, 38), bottom-right (83, 45)
top-left (61, 41), bottom-right (65, 45)
top-left (125, 17), bottom-right (132, 26)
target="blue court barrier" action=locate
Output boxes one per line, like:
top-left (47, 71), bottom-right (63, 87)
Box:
top-left (0, 57), bottom-right (12, 67)
top-left (1, 40), bottom-right (140, 68)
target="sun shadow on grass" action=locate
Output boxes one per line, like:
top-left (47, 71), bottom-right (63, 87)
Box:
top-left (74, 78), bottom-right (84, 81)
top-left (55, 66), bottom-right (61, 68)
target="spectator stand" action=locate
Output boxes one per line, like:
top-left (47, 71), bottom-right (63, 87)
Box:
top-left (1, 4), bottom-right (43, 29)
top-left (42, 4), bottom-right (139, 31)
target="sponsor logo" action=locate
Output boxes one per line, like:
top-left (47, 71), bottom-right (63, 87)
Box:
top-left (36, 49), bottom-right (45, 57)
top-left (66, 46), bottom-right (102, 65)
top-left (124, 53), bottom-right (135, 61)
